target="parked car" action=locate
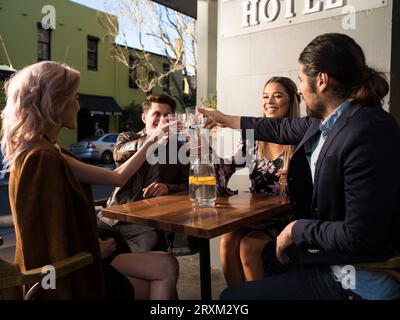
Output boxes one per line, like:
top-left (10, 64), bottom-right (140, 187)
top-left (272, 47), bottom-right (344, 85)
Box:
top-left (0, 150), bottom-right (9, 181)
top-left (69, 133), bottom-right (118, 164)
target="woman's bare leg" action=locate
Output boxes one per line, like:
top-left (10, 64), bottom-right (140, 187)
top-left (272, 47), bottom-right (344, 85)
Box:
top-left (111, 251), bottom-right (179, 300)
top-left (219, 229), bottom-right (247, 286)
top-left (239, 231), bottom-right (272, 281)
top-left (124, 276), bottom-right (150, 300)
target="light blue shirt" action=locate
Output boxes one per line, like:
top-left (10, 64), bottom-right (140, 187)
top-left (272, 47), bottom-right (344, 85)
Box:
top-left (309, 100), bottom-right (349, 182)
top-left (308, 100), bottom-right (400, 300)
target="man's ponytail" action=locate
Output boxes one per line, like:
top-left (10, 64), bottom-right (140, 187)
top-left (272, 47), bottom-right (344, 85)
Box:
top-left (299, 34), bottom-right (390, 107)
top-left (351, 67), bottom-right (389, 107)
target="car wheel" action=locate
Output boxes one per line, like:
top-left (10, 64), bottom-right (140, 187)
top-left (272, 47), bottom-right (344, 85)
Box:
top-left (101, 150), bottom-right (113, 164)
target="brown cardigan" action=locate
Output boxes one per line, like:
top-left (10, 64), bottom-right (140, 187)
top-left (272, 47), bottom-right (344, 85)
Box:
top-left (9, 141), bottom-right (105, 299)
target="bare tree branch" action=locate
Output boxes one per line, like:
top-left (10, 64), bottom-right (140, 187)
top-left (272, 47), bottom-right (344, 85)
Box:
top-left (98, 0), bottom-right (197, 108)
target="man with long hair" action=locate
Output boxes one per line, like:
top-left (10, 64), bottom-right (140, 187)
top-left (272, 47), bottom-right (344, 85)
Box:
top-left (200, 33), bottom-right (400, 300)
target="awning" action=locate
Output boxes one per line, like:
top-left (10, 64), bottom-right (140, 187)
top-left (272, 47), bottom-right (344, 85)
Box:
top-left (79, 94), bottom-right (123, 116)
top-left (151, 0), bottom-right (197, 19)
top-left (0, 65), bottom-right (16, 81)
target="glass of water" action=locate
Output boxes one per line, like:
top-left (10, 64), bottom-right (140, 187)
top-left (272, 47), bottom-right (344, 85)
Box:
top-left (169, 113), bottom-right (187, 135)
top-left (168, 113), bottom-right (178, 134)
top-left (185, 106), bottom-right (204, 129)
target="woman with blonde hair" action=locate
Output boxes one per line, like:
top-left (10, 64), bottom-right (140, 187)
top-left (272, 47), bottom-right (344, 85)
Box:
top-left (216, 76), bottom-right (300, 286)
top-left (1, 61), bottom-right (178, 300)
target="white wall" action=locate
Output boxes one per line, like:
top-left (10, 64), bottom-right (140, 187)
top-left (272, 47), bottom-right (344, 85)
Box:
top-left (218, 1), bottom-right (392, 117)
top-left (216, 0), bottom-right (393, 191)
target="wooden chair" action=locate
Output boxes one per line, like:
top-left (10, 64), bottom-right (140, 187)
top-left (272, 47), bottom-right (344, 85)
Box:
top-left (355, 255), bottom-right (400, 282)
top-left (94, 197), bottom-right (109, 208)
top-left (0, 236), bottom-right (93, 300)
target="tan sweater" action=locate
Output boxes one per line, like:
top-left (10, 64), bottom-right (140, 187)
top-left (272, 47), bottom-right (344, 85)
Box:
top-left (9, 141), bottom-right (105, 299)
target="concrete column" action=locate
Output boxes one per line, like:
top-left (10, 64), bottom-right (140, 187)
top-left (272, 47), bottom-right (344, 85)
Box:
top-left (196, 0), bottom-right (221, 271)
top-left (196, 0), bottom-right (218, 105)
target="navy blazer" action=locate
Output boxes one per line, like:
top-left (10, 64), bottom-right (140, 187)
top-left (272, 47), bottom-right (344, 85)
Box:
top-left (241, 104), bottom-right (400, 265)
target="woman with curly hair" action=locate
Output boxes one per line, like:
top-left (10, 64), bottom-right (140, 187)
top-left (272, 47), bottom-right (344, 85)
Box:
top-left (217, 77), bottom-right (300, 286)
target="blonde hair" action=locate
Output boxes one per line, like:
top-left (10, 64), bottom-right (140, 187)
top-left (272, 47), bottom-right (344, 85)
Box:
top-left (258, 77), bottom-right (301, 167)
top-left (1, 61), bottom-right (80, 170)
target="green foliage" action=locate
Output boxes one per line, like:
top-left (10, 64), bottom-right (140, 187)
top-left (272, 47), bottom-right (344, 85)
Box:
top-left (200, 93), bottom-right (217, 109)
top-left (119, 100), bottom-right (145, 133)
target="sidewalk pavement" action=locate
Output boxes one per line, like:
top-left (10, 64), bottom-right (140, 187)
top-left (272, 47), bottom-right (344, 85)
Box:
top-left (0, 226), bottom-right (226, 300)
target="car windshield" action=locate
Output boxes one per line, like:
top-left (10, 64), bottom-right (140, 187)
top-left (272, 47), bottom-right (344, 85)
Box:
top-left (103, 134), bottom-right (118, 143)
top-left (81, 135), bottom-right (102, 142)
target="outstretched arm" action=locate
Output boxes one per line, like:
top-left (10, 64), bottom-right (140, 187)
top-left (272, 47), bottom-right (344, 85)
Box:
top-left (197, 107), bottom-right (241, 129)
top-left (63, 121), bottom-right (171, 187)
top-left (198, 107), bottom-right (312, 145)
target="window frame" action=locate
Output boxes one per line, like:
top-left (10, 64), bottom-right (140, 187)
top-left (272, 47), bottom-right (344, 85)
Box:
top-left (87, 35), bottom-right (99, 71)
top-left (37, 22), bottom-right (52, 62)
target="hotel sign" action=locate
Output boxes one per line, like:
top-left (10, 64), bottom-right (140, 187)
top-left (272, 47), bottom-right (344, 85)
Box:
top-left (220, 0), bottom-right (388, 37)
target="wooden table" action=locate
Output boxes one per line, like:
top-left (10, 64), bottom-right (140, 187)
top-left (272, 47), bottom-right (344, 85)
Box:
top-left (101, 193), bottom-right (291, 300)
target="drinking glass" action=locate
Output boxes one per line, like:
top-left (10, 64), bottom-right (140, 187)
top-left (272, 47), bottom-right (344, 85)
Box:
top-left (176, 113), bottom-right (187, 135)
top-left (168, 113), bottom-right (178, 134)
top-left (185, 106), bottom-right (204, 129)
top-left (169, 113), bottom-right (187, 135)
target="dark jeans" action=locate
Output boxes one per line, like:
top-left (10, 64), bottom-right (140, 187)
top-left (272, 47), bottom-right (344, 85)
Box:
top-left (220, 240), bottom-right (362, 300)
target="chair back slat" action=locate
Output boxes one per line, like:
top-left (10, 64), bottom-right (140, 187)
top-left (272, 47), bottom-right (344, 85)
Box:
top-left (0, 259), bottom-right (23, 299)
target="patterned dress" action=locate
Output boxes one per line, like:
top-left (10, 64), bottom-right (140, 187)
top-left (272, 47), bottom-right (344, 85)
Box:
top-left (215, 140), bottom-right (284, 195)
top-left (215, 140), bottom-right (291, 236)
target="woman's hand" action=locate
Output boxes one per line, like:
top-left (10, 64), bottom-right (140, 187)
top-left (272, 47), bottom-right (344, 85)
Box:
top-left (99, 238), bottom-right (117, 259)
top-left (63, 116), bottom-right (173, 188)
top-left (197, 107), bottom-right (241, 129)
top-left (276, 169), bottom-right (288, 188)
top-left (197, 107), bottom-right (224, 129)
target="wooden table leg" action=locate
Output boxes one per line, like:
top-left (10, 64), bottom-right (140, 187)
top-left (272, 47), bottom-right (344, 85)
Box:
top-left (198, 238), bottom-right (212, 300)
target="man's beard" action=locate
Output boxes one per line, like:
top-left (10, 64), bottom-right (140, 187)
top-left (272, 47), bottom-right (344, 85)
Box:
top-left (304, 77), bottom-right (326, 119)
top-left (306, 100), bottom-right (326, 119)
